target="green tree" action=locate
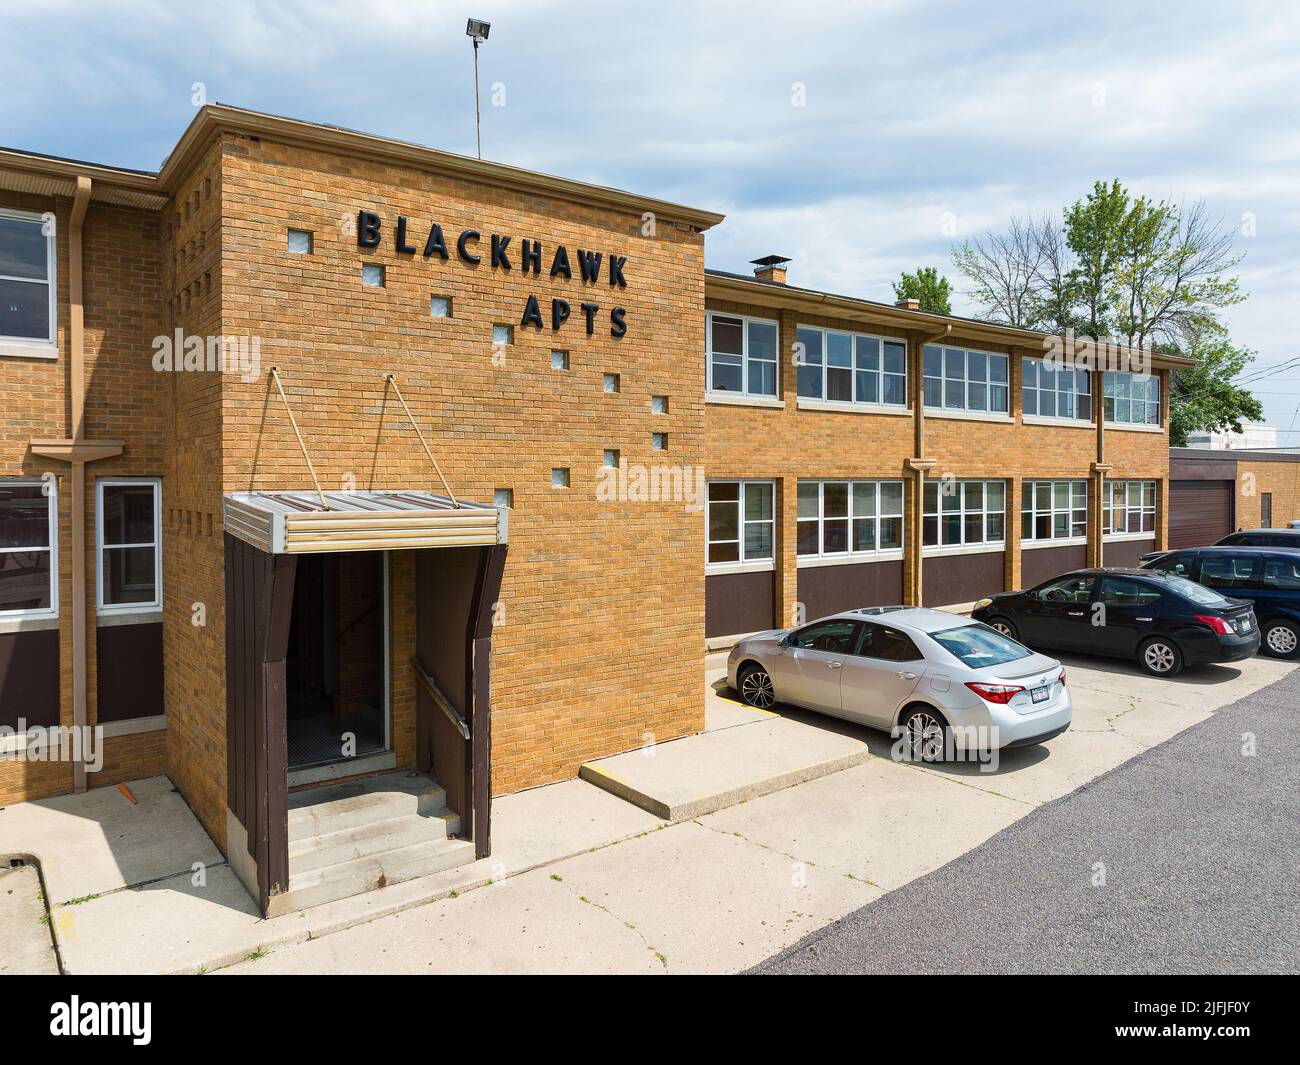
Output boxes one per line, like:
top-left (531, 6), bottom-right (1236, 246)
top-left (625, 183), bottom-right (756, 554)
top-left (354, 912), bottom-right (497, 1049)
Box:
top-left (1064, 179), bottom-right (1132, 339)
top-left (1167, 328), bottom-right (1264, 447)
top-left (893, 266), bottom-right (952, 315)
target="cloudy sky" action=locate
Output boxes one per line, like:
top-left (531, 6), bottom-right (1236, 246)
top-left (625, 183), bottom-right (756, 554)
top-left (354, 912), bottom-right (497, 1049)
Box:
top-left (5, 0), bottom-right (1298, 436)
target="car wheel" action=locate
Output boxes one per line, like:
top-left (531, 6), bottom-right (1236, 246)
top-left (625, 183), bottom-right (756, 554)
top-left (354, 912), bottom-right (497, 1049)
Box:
top-left (1138, 636), bottom-right (1183, 677)
top-left (986, 616), bottom-right (1018, 640)
top-left (900, 706), bottom-right (949, 763)
top-left (1261, 619), bottom-right (1300, 659)
top-left (737, 664), bottom-right (776, 709)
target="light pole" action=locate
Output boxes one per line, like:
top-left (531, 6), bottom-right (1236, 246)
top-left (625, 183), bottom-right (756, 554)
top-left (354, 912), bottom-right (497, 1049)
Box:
top-left (466, 18), bottom-right (491, 159)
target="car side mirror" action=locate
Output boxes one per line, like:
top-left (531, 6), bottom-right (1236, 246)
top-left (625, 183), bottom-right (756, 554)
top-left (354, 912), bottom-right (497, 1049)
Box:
top-left (779, 633), bottom-right (793, 648)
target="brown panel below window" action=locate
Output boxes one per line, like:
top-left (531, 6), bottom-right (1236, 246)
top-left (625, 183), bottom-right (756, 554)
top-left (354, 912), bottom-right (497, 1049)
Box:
top-left (96, 621), bottom-right (164, 724)
top-left (922, 551), bottom-right (1005, 607)
top-left (1021, 543), bottom-right (1088, 590)
top-left (797, 560), bottom-right (904, 622)
top-left (1104, 538), bottom-right (1157, 569)
top-left (0, 628), bottom-right (59, 729)
top-left (706, 569), bottom-right (775, 639)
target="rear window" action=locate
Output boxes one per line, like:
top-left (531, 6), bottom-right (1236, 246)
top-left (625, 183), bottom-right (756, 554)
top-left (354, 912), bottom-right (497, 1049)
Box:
top-left (930, 624), bottom-right (1032, 669)
top-left (1162, 573), bottom-right (1233, 606)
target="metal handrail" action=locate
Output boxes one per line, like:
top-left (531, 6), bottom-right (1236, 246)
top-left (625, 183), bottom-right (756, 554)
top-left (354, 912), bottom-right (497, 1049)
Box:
top-left (410, 657), bottom-right (470, 740)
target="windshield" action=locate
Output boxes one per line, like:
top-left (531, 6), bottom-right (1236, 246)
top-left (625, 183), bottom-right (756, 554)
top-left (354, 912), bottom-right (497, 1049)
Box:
top-left (1163, 574), bottom-right (1233, 607)
top-left (931, 624), bottom-right (1033, 669)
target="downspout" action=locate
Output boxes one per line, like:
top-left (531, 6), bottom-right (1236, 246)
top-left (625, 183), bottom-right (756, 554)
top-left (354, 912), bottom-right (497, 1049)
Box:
top-left (905, 324), bottom-right (951, 606)
top-left (1091, 364), bottom-right (1111, 569)
top-left (29, 176), bottom-right (124, 792)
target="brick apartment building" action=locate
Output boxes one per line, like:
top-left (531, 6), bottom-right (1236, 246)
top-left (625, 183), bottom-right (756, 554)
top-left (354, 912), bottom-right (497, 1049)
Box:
top-left (0, 105), bottom-right (1188, 913)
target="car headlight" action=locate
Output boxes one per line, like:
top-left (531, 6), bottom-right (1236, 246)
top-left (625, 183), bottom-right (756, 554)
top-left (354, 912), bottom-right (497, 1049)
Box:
top-left (974, 597), bottom-right (993, 610)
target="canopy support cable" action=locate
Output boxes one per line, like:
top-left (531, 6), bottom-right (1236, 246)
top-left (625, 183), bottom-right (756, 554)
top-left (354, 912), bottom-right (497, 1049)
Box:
top-left (385, 373), bottom-right (460, 508)
top-left (268, 366), bottom-right (329, 511)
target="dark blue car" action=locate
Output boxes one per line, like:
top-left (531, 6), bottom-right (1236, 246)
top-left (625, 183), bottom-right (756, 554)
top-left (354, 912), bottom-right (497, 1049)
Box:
top-left (1141, 546), bottom-right (1300, 659)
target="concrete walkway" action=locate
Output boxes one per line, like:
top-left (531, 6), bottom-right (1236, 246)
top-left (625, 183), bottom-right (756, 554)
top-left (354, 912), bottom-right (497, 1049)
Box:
top-left (0, 862), bottom-right (59, 974)
top-left (2, 648), bottom-right (1293, 974)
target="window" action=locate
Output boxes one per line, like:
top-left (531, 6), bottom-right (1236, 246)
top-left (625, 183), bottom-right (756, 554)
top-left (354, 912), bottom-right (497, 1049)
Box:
top-left (796, 480), bottom-right (904, 558)
top-left (493, 488), bottom-right (513, 509)
top-left (1099, 577), bottom-right (1161, 606)
top-left (1163, 573), bottom-right (1231, 607)
top-left (1198, 555), bottom-right (1258, 590)
top-left (707, 312), bottom-right (778, 397)
top-left (603, 373), bottom-right (620, 393)
top-left (1262, 557), bottom-right (1300, 591)
top-left (707, 481), bottom-right (774, 565)
top-left (1104, 371), bottom-right (1160, 426)
top-left (795, 326), bottom-right (907, 407)
top-left (857, 622), bottom-right (922, 662)
top-left (0, 479), bottom-right (57, 617)
top-left (931, 625), bottom-right (1031, 668)
top-left (1034, 574), bottom-right (1093, 603)
top-left (550, 350), bottom-right (568, 370)
top-left (603, 449), bottom-right (620, 468)
top-left (1146, 552), bottom-right (1193, 577)
top-left (551, 468), bottom-right (569, 488)
top-left (788, 619), bottom-right (860, 653)
top-left (1103, 480), bottom-right (1156, 534)
top-left (1022, 480), bottom-right (1088, 541)
top-left (97, 479), bottom-right (161, 614)
top-left (651, 395), bottom-right (668, 414)
top-left (923, 345), bottom-right (1009, 414)
top-left (430, 296), bottom-right (452, 318)
top-left (651, 433), bottom-right (667, 451)
top-left (361, 263), bottom-right (385, 287)
top-left (923, 480), bottom-right (1005, 548)
top-left (0, 208), bottom-right (56, 347)
top-left (1022, 358), bottom-right (1090, 420)
top-left (492, 324), bottom-right (513, 346)
top-left (286, 229), bottom-right (313, 254)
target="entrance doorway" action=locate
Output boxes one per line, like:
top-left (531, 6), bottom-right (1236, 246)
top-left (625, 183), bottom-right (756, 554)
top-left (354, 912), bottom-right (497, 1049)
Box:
top-left (286, 551), bottom-right (388, 771)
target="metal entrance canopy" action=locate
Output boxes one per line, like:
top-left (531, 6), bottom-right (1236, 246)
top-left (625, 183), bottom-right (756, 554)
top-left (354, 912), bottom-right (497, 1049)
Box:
top-left (223, 490), bottom-right (507, 555)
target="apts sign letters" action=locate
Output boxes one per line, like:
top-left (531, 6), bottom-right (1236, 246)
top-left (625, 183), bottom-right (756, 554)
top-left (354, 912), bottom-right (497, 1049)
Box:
top-left (356, 211), bottom-right (628, 338)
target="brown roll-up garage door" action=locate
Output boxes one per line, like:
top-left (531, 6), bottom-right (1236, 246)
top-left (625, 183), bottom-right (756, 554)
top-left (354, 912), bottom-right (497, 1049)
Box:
top-left (1169, 480), bottom-right (1234, 548)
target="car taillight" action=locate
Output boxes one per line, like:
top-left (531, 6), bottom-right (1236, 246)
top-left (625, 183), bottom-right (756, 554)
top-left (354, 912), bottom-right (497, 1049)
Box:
top-left (1058, 668), bottom-right (1067, 686)
top-left (965, 682), bottom-right (1026, 704)
top-left (1195, 614), bottom-right (1234, 636)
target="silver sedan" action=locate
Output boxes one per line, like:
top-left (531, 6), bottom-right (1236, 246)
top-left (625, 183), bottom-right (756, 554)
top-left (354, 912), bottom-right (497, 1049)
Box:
top-left (726, 606), bottom-right (1071, 760)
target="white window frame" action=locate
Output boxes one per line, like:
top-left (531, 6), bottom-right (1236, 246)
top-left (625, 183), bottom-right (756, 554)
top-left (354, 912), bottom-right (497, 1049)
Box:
top-left (794, 325), bottom-right (908, 409)
top-left (0, 477), bottom-right (58, 620)
top-left (1103, 479), bottom-right (1157, 536)
top-left (1021, 480), bottom-right (1089, 542)
top-left (0, 207), bottom-right (58, 357)
top-left (923, 479), bottom-right (1007, 550)
top-left (96, 478), bottom-right (163, 616)
top-left (1103, 371), bottom-right (1161, 427)
top-left (706, 311), bottom-right (779, 398)
top-left (707, 479), bottom-right (776, 569)
top-left (796, 479), bottom-right (905, 561)
top-left (1021, 357), bottom-right (1092, 422)
top-left (923, 344), bottom-right (1010, 415)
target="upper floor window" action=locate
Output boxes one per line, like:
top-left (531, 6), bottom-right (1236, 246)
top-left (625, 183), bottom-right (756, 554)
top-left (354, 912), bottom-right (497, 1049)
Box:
top-left (707, 480), bottom-right (774, 565)
top-left (0, 209), bottom-right (56, 349)
top-left (0, 478), bottom-right (57, 618)
top-left (97, 479), bottom-right (162, 614)
top-left (795, 326), bottom-right (907, 407)
top-left (1022, 480), bottom-right (1088, 541)
top-left (923, 345), bottom-right (1009, 415)
top-left (1103, 480), bottom-right (1156, 535)
top-left (1104, 371), bottom-right (1160, 426)
top-left (923, 479), bottom-right (1006, 548)
top-left (797, 480), bottom-right (904, 558)
top-left (707, 312), bottom-right (778, 397)
top-left (1022, 358), bottom-right (1091, 421)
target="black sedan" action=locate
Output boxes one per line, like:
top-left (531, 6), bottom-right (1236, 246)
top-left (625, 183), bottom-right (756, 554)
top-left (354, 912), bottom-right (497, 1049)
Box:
top-left (971, 568), bottom-right (1259, 677)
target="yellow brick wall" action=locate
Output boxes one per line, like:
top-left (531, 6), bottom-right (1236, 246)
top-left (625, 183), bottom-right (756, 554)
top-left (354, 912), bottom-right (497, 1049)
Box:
top-left (1235, 459), bottom-right (1300, 530)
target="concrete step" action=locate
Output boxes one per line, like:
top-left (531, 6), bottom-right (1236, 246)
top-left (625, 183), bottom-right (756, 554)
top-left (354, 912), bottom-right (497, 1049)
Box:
top-left (288, 808), bottom-right (461, 876)
top-left (287, 771), bottom-right (446, 842)
top-left (274, 836), bottom-right (476, 914)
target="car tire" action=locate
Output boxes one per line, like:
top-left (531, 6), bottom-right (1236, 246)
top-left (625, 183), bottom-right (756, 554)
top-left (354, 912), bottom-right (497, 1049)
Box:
top-left (986, 615), bottom-right (1019, 640)
top-left (899, 705), bottom-right (950, 763)
top-left (1137, 636), bottom-right (1183, 677)
top-left (737, 663), bottom-right (776, 709)
top-left (1260, 618), bottom-right (1300, 659)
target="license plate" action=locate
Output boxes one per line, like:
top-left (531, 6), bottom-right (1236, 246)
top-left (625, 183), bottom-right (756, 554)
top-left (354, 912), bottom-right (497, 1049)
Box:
top-left (1240, 617), bottom-right (1253, 633)
top-left (1031, 685), bottom-right (1050, 704)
